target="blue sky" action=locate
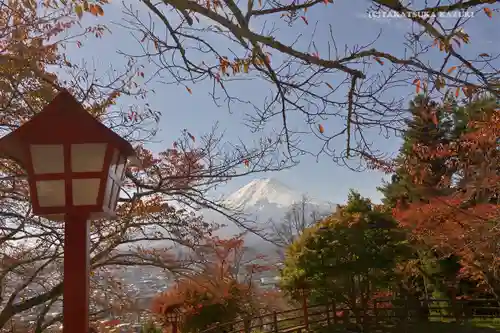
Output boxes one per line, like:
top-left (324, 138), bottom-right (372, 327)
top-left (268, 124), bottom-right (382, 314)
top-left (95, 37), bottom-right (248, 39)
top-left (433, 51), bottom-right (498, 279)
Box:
top-left (60, 0), bottom-right (499, 204)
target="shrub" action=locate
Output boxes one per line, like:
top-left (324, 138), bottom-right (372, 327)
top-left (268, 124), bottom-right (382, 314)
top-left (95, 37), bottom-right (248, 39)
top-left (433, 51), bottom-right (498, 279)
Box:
top-left (152, 236), bottom-right (280, 333)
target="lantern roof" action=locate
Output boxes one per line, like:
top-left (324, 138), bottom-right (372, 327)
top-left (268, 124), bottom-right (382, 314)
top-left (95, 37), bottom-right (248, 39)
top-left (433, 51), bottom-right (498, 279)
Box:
top-left (0, 90), bottom-right (138, 170)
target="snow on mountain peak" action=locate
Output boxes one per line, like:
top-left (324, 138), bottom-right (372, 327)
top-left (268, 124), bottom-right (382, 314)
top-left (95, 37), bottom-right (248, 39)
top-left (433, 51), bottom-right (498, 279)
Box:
top-left (224, 178), bottom-right (303, 209)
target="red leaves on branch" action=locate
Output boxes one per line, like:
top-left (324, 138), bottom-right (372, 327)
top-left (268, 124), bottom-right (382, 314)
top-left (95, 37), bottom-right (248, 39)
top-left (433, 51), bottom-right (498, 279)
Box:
top-left (406, 108), bottom-right (499, 194)
top-left (393, 103), bottom-right (500, 284)
top-left (132, 143), bottom-right (205, 186)
top-left (152, 235), bottom-right (279, 330)
top-left (394, 199), bottom-right (500, 282)
top-left (318, 124), bottom-right (324, 133)
top-left (484, 7), bottom-right (493, 18)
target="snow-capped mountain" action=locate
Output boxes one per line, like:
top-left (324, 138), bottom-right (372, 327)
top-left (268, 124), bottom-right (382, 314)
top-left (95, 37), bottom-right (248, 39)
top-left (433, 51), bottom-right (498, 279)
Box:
top-left (224, 178), bottom-right (304, 210)
top-left (208, 178), bottom-right (335, 245)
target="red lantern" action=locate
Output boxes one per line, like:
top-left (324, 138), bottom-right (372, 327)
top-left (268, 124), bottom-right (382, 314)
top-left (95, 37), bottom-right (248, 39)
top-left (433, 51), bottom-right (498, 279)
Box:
top-left (0, 90), bottom-right (140, 333)
top-left (0, 90), bottom-right (139, 220)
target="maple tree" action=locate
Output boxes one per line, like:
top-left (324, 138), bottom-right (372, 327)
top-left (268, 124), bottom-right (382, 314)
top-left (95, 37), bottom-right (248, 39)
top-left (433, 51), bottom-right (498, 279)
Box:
top-left (0, 1), bottom-right (291, 331)
top-left (92, 0), bottom-right (500, 166)
top-left (392, 96), bottom-right (499, 296)
top-left (375, 92), bottom-right (499, 303)
top-left (151, 236), bottom-right (283, 333)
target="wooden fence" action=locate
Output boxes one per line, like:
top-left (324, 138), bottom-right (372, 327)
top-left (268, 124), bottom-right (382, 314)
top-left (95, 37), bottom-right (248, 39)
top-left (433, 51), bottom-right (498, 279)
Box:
top-left (194, 298), bottom-right (500, 333)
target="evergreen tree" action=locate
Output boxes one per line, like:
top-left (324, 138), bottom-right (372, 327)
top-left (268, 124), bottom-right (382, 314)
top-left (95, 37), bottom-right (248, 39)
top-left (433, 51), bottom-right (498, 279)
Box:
top-left (378, 95), bottom-right (453, 208)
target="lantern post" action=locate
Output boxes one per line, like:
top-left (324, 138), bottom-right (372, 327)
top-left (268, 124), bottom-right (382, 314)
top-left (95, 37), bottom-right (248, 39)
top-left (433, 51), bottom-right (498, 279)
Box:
top-left (0, 90), bottom-right (140, 333)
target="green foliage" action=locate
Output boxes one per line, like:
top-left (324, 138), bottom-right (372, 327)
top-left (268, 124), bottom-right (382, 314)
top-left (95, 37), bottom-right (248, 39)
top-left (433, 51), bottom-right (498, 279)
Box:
top-left (280, 191), bottom-right (411, 308)
top-left (378, 96), bottom-right (453, 208)
top-left (140, 321), bottom-right (163, 333)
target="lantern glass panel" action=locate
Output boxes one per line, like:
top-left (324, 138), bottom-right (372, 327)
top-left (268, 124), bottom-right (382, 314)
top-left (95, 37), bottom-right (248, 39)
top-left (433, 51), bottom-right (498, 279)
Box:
top-left (30, 145), bottom-right (64, 174)
top-left (36, 180), bottom-right (65, 207)
top-left (110, 149), bottom-right (119, 168)
top-left (72, 178), bottom-right (101, 206)
top-left (115, 155), bottom-right (126, 180)
top-left (109, 184), bottom-right (120, 210)
top-left (71, 143), bottom-right (107, 172)
top-left (167, 313), bottom-right (178, 322)
top-left (103, 177), bottom-right (114, 209)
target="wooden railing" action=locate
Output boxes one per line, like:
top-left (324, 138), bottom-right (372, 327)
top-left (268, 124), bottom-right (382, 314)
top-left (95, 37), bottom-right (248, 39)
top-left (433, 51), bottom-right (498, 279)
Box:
top-left (196, 298), bottom-right (500, 333)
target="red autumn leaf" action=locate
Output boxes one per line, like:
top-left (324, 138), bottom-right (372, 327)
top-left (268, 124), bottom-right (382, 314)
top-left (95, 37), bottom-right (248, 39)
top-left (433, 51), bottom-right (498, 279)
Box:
top-left (484, 7), bottom-right (493, 18)
top-left (301, 16), bottom-right (308, 25)
top-left (318, 124), bottom-right (325, 133)
top-left (89, 4), bottom-right (99, 16)
top-left (413, 78), bottom-right (421, 93)
top-left (96, 4), bottom-right (104, 16)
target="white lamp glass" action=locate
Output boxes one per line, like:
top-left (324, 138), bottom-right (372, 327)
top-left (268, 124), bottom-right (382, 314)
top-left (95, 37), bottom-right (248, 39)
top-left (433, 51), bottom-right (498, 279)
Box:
top-left (36, 180), bottom-right (65, 207)
top-left (115, 155), bottom-right (126, 179)
top-left (102, 177), bottom-right (114, 209)
top-left (72, 178), bottom-right (101, 206)
top-left (71, 143), bottom-right (107, 172)
top-left (30, 145), bottom-right (64, 174)
top-left (109, 184), bottom-right (120, 210)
